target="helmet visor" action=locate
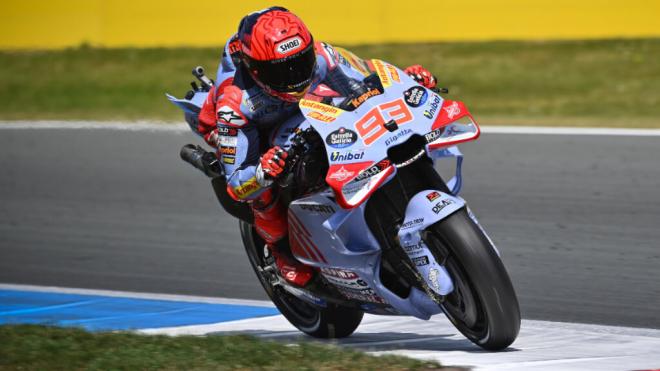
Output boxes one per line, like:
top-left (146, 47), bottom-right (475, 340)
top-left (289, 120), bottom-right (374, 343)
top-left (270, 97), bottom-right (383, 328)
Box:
top-left (245, 44), bottom-right (316, 93)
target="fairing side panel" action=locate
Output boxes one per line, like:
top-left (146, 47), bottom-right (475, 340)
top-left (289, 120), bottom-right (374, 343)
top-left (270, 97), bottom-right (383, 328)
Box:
top-left (289, 193), bottom-right (443, 319)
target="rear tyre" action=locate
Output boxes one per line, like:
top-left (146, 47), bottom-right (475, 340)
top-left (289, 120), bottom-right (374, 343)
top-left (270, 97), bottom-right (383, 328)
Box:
top-left (425, 209), bottom-right (521, 350)
top-left (240, 220), bottom-right (363, 338)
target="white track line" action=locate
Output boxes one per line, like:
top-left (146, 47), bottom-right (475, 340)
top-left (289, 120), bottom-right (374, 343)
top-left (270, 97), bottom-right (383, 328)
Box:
top-left (0, 283), bottom-right (274, 307)
top-left (2, 120), bottom-right (660, 136)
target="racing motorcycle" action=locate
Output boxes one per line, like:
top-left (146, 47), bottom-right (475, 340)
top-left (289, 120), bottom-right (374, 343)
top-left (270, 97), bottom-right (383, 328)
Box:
top-left (169, 59), bottom-right (520, 350)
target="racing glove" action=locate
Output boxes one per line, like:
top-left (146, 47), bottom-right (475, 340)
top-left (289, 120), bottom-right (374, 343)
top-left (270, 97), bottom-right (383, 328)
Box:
top-left (404, 65), bottom-right (438, 89)
top-left (256, 146), bottom-right (289, 187)
top-left (203, 129), bottom-right (220, 148)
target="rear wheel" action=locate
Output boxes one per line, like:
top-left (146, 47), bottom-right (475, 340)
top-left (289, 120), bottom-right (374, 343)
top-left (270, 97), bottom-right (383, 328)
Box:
top-left (424, 209), bottom-right (521, 350)
top-left (239, 220), bottom-right (363, 338)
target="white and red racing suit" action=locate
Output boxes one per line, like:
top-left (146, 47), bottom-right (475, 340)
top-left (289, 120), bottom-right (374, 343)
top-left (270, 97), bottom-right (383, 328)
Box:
top-left (194, 36), bottom-right (371, 247)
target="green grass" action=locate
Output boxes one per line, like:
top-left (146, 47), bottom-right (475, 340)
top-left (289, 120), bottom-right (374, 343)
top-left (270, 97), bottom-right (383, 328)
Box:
top-left (0, 325), bottom-right (450, 370)
top-left (1, 39), bottom-right (659, 127)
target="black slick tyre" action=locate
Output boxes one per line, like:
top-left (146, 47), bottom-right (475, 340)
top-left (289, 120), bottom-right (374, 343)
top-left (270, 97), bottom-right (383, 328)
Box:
top-left (240, 220), bottom-right (363, 338)
top-left (424, 209), bottom-right (521, 350)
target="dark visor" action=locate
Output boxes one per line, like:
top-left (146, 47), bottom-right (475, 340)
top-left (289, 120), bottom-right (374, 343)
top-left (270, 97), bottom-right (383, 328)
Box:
top-left (245, 43), bottom-right (316, 92)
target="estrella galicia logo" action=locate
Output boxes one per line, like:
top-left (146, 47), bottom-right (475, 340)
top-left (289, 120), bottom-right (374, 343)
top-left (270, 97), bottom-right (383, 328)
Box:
top-left (423, 95), bottom-right (442, 119)
top-left (326, 127), bottom-right (357, 148)
top-left (403, 86), bottom-right (428, 107)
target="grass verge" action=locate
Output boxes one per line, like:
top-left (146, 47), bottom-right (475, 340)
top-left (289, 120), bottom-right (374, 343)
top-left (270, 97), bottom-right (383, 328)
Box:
top-left (1, 39), bottom-right (658, 127)
top-left (0, 325), bottom-right (452, 370)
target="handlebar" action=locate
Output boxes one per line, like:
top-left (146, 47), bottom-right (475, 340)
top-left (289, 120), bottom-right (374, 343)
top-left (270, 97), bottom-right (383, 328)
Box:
top-left (275, 127), bottom-right (315, 187)
top-left (191, 66), bottom-right (214, 92)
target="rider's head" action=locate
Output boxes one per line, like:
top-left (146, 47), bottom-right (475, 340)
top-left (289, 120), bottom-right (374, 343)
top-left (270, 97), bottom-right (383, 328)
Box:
top-left (237, 7), bottom-right (316, 103)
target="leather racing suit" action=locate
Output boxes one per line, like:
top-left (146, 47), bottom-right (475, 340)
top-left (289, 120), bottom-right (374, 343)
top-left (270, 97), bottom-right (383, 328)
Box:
top-left (194, 37), bottom-right (371, 251)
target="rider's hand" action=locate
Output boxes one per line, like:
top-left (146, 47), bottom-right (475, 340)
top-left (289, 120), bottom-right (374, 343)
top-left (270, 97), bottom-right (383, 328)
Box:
top-left (256, 146), bottom-right (289, 186)
top-left (404, 65), bottom-right (438, 89)
top-left (203, 128), bottom-right (220, 148)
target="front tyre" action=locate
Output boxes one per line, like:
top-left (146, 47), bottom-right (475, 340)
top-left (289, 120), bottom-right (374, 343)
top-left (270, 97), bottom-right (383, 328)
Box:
top-left (239, 220), bottom-right (363, 338)
top-left (425, 209), bottom-right (521, 350)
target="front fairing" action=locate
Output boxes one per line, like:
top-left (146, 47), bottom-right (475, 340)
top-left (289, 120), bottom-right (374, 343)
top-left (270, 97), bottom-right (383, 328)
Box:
top-left (299, 60), bottom-right (480, 209)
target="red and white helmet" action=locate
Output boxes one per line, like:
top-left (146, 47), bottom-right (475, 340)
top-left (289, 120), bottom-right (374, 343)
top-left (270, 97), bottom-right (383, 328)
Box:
top-left (237, 7), bottom-right (316, 102)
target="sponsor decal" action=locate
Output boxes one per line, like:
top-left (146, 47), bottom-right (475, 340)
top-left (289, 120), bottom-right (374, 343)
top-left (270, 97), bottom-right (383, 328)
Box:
top-left (328, 166), bottom-right (355, 182)
top-left (233, 177), bottom-right (260, 199)
top-left (320, 268), bottom-right (359, 280)
top-left (403, 86), bottom-right (428, 107)
top-left (332, 279), bottom-right (370, 289)
top-left (228, 38), bottom-right (241, 54)
top-left (403, 241), bottom-right (424, 254)
top-left (326, 127), bottom-right (358, 148)
top-left (217, 127), bottom-right (238, 136)
top-left (350, 88), bottom-right (382, 109)
top-left (372, 59), bottom-right (392, 87)
top-left (300, 99), bottom-right (342, 117)
top-left (330, 150), bottom-right (365, 162)
top-left (353, 160), bottom-right (390, 182)
top-left (275, 36), bottom-right (303, 55)
top-left (307, 110), bottom-right (335, 123)
top-left (219, 146), bottom-right (236, 156)
top-left (424, 128), bottom-right (444, 143)
top-left (217, 106), bottom-right (246, 126)
top-left (400, 217), bottom-right (424, 230)
top-left (339, 288), bottom-right (386, 304)
top-left (432, 199), bottom-right (455, 214)
top-left (428, 268), bottom-right (440, 291)
top-left (222, 156), bottom-right (235, 165)
top-left (386, 64), bottom-right (401, 82)
top-left (244, 96), bottom-right (263, 112)
top-left (324, 274), bottom-right (370, 289)
top-left (426, 191), bottom-right (441, 202)
top-left (423, 95), bottom-right (442, 119)
top-left (384, 128), bottom-right (412, 146)
top-left (443, 101), bottom-right (461, 120)
top-left (218, 135), bottom-right (238, 147)
top-left (299, 203), bottom-right (335, 214)
top-left (412, 255), bottom-right (430, 266)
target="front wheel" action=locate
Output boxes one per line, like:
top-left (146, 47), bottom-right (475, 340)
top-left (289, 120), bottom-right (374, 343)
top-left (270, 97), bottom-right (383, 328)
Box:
top-left (239, 220), bottom-right (363, 338)
top-left (424, 209), bottom-right (521, 350)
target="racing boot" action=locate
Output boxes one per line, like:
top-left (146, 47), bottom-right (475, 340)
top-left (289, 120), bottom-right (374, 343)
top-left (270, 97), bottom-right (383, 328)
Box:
top-left (253, 189), bottom-right (314, 287)
top-left (264, 243), bottom-right (314, 287)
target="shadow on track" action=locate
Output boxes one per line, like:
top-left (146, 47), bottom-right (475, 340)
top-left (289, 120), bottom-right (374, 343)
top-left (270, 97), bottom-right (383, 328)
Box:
top-left (209, 330), bottom-right (521, 353)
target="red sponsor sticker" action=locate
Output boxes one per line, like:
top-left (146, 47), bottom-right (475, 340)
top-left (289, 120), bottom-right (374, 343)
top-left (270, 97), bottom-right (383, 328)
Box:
top-left (426, 191), bottom-right (440, 202)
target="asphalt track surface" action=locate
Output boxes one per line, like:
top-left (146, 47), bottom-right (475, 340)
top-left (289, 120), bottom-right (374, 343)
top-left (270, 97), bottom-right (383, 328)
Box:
top-left (1, 127), bottom-right (659, 329)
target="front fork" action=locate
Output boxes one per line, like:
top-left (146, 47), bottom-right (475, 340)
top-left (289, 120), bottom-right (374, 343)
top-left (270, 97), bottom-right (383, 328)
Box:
top-left (396, 190), bottom-right (467, 301)
top-left (398, 229), bottom-right (454, 298)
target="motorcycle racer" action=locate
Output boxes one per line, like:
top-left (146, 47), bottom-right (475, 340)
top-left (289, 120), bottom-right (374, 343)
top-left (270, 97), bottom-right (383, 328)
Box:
top-left (193, 6), bottom-right (438, 287)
